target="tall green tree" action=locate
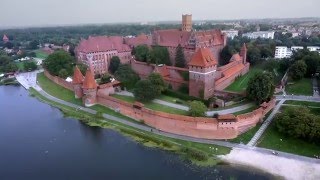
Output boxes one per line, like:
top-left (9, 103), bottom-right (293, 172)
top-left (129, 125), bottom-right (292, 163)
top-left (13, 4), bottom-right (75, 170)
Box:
top-left (114, 64), bottom-right (140, 89)
top-left (44, 50), bottom-right (75, 77)
top-left (147, 73), bottom-right (166, 96)
top-left (134, 45), bottom-right (150, 62)
top-left (23, 61), bottom-right (37, 71)
top-left (246, 72), bottom-right (275, 104)
top-left (150, 46), bottom-right (171, 65)
top-left (220, 45), bottom-right (235, 65)
top-left (175, 44), bottom-right (186, 67)
top-left (289, 60), bottom-right (307, 80)
top-left (303, 55), bottom-right (320, 77)
top-left (188, 101), bottom-right (207, 117)
top-left (133, 79), bottom-right (158, 102)
top-left (109, 56), bottom-right (121, 74)
top-left (247, 46), bottom-right (261, 65)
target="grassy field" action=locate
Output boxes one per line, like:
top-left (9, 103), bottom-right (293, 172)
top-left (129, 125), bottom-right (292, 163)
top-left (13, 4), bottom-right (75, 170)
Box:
top-left (257, 122), bottom-right (320, 157)
top-left (230, 124), bottom-right (261, 144)
top-left (37, 72), bottom-right (82, 105)
top-left (283, 100), bottom-right (320, 107)
top-left (257, 106), bottom-right (320, 157)
top-left (111, 94), bottom-right (189, 115)
top-left (29, 88), bottom-right (231, 166)
top-left (33, 49), bottom-right (48, 59)
top-left (157, 94), bottom-right (188, 105)
top-left (285, 78), bottom-right (313, 96)
top-left (225, 67), bottom-right (263, 92)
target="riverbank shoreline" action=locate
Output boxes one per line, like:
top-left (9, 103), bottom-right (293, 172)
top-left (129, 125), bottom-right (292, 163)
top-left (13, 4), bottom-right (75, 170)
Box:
top-left (220, 148), bottom-right (320, 180)
top-left (28, 88), bottom-right (230, 167)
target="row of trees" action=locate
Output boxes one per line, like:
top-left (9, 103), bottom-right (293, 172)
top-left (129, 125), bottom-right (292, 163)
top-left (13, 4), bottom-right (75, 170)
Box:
top-left (133, 44), bottom-right (187, 68)
top-left (275, 107), bottom-right (320, 144)
top-left (0, 54), bottom-right (18, 73)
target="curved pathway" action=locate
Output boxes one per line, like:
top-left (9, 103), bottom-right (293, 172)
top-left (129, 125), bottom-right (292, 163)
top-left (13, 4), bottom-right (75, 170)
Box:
top-left (115, 91), bottom-right (255, 115)
top-left (16, 71), bottom-right (320, 164)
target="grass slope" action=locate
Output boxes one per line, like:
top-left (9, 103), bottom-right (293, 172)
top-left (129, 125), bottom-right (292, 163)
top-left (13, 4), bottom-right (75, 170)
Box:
top-left (285, 78), bottom-right (313, 96)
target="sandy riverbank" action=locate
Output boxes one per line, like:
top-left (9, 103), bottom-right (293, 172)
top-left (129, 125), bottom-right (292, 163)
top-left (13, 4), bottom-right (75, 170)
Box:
top-left (220, 148), bottom-right (320, 180)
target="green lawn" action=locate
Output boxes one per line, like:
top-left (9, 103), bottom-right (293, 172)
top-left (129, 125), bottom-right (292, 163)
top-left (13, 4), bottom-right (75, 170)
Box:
top-left (285, 78), bottom-right (313, 96)
top-left (230, 124), bottom-right (261, 144)
top-left (284, 100), bottom-right (320, 107)
top-left (225, 67), bottom-right (263, 92)
top-left (257, 122), bottom-right (320, 157)
top-left (37, 72), bottom-right (82, 105)
top-left (111, 94), bottom-right (189, 115)
top-left (232, 106), bottom-right (258, 116)
top-left (33, 49), bottom-right (48, 59)
top-left (16, 62), bottom-right (25, 71)
top-left (157, 94), bottom-right (188, 105)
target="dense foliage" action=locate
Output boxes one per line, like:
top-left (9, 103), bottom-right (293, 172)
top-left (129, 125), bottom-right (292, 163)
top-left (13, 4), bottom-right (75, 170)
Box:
top-left (289, 60), bottom-right (307, 80)
top-left (149, 46), bottom-right (171, 65)
top-left (133, 80), bottom-right (158, 102)
top-left (114, 64), bottom-right (140, 89)
top-left (43, 51), bottom-right (75, 78)
top-left (246, 72), bottom-right (275, 104)
top-left (100, 74), bottom-right (112, 84)
top-left (174, 44), bottom-right (186, 68)
top-left (0, 55), bottom-right (18, 73)
top-left (220, 45), bottom-right (235, 65)
top-left (23, 61), bottom-right (37, 71)
top-left (147, 73), bottom-right (166, 95)
top-left (188, 101), bottom-right (207, 117)
top-left (275, 107), bottom-right (320, 144)
top-left (108, 56), bottom-right (121, 74)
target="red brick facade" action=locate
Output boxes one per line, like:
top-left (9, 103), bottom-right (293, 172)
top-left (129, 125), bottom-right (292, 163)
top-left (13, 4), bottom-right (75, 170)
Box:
top-left (44, 70), bottom-right (276, 140)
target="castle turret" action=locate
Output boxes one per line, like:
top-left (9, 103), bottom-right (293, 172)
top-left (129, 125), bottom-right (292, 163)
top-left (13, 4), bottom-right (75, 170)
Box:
top-left (240, 43), bottom-right (247, 64)
top-left (188, 48), bottom-right (217, 99)
top-left (72, 66), bottom-right (84, 99)
top-left (82, 69), bottom-right (98, 107)
top-left (182, 14), bottom-right (192, 32)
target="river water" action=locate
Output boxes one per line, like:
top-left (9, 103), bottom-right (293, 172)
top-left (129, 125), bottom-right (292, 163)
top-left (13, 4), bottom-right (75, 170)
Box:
top-left (0, 86), bottom-right (274, 180)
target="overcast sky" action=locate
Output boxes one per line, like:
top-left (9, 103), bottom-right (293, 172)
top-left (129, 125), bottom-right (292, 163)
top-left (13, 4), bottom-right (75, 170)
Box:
top-left (1, 0), bottom-right (320, 27)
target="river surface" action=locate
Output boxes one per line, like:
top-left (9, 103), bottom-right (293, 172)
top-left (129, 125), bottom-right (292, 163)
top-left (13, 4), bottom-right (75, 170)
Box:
top-left (0, 86), bottom-right (274, 180)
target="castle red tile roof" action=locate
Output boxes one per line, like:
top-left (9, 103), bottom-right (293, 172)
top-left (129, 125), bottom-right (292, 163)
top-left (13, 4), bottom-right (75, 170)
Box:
top-left (72, 66), bottom-right (84, 84)
top-left (82, 69), bottom-right (97, 89)
top-left (153, 29), bottom-right (191, 47)
top-left (241, 43), bottom-right (247, 51)
top-left (76, 36), bottom-right (131, 53)
top-left (188, 48), bottom-right (217, 67)
top-left (152, 29), bottom-right (225, 48)
top-left (124, 34), bottom-right (152, 47)
top-left (230, 53), bottom-right (242, 62)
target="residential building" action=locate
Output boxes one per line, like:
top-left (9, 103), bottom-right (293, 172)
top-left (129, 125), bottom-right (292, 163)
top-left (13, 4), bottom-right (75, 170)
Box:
top-left (242, 31), bottom-right (275, 39)
top-left (222, 30), bottom-right (239, 39)
top-left (274, 46), bottom-right (320, 59)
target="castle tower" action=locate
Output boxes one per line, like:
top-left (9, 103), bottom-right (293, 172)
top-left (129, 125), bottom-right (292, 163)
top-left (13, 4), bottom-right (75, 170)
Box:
top-left (72, 66), bottom-right (84, 99)
top-left (240, 43), bottom-right (247, 64)
top-left (188, 48), bottom-right (217, 99)
top-left (82, 69), bottom-right (98, 107)
top-left (3, 34), bottom-right (9, 43)
top-left (182, 14), bottom-right (192, 32)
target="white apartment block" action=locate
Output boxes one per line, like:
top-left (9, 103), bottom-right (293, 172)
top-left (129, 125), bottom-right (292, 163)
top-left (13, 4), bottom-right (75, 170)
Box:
top-left (242, 31), bottom-right (275, 39)
top-left (275, 46), bottom-right (320, 59)
top-left (222, 30), bottom-right (239, 39)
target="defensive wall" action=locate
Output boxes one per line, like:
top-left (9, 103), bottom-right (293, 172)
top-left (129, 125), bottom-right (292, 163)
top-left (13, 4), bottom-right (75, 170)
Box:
top-left (44, 71), bottom-right (276, 140)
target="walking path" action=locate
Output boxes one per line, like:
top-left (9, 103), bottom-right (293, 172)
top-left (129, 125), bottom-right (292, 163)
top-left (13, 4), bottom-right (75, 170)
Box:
top-left (115, 91), bottom-right (255, 115)
top-left (313, 77), bottom-right (320, 97)
top-left (15, 71), bottom-right (320, 165)
top-left (247, 99), bottom-right (285, 146)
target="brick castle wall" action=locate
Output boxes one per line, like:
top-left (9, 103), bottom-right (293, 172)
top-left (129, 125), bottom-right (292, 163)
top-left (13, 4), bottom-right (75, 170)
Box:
top-left (44, 70), bottom-right (74, 91)
top-left (44, 70), bottom-right (276, 140)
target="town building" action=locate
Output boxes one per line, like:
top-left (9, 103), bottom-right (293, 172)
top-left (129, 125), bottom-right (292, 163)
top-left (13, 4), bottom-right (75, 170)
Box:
top-left (2, 34), bottom-right (9, 43)
top-left (222, 30), bottom-right (239, 39)
top-left (75, 36), bottom-right (132, 75)
top-left (274, 46), bottom-right (320, 59)
top-left (242, 31), bottom-right (275, 39)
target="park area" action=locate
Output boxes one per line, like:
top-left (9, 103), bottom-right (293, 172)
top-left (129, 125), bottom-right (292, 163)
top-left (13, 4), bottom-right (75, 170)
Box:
top-left (285, 78), bottom-right (313, 96)
top-left (33, 49), bottom-right (49, 59)
top-left (257, 104), bottom-right (320, 157)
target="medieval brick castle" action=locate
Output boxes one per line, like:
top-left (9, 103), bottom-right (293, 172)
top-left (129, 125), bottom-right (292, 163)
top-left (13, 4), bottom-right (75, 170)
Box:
top-left (75, 14), bottom-right (250, 100)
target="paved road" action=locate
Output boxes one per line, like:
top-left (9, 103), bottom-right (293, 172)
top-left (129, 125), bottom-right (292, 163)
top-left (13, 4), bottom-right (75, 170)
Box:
top-left (247, 99), bottom-right (285, 146)
top-left (275, 94), bottom-right (320, 102)
top-left (116, 91), bottom-right (255, 115)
